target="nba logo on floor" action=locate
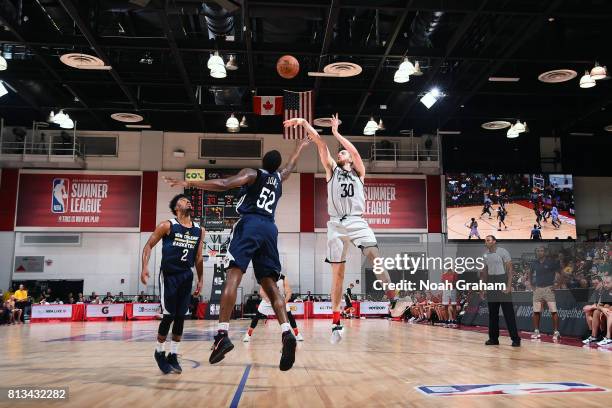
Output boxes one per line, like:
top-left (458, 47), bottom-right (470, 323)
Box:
top-left (51, 178), bottom-right (69, 213)
top-left (416, 382), bottom-right (609, 396)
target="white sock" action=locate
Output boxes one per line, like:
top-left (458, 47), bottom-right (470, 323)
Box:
top-left (218, 322), bottom-right (229, 332)
top-left (170, 340), bottom-right (180, 355)
top-left (280, 322), bottom-right (291, 333)
top-left (155, 341), bottom-right (165, 353)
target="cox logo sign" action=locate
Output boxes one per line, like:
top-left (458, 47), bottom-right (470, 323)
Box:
top-left (184, 169), bottom-right (205, 181)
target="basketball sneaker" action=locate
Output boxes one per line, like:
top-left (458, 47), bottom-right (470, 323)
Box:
top-left (330, 324), bottom-right (344, 344)
top-left (242, 334), bottom-right (251, 342)
top-left (166, 353), bottom-right (182, 374)
top-left (154, 351), bottom-right (172, 374)
top-left (295, 332), bottom-right (304, 342)
top-left (597, 337), bottom-right (611, 346)
top-left (530, 329), bottom-right (541, 339)
top-left (582, 336), bottom-right (597, 344)
top-left (279, 331), bottom-right (297, 371)
top-left (209, 330), bottom-right (234, 364)
top-left (552, 331), bottom-right (561, 342)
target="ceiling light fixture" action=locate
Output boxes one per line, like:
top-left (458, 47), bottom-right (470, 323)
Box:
top-left (363, 117), bottom-right (378, 135)
top-left (0, 81), bottom-right (8, 97)
top-left (488, 76), bottom-right (520, 82)
top-left (225, 54), bottom-right (238, 71)
top-left (412, 61), bottom-right (423, 76)
top-left (579, 70), bottom-right (596, 88)
top-left (0, 55), bottom-right (6, 71)
top-left (399, 57), bottom-right (416, 75)
top-left (590, 62), bottom-right (607, 80)
top-left (513, 120), bottom-right (527, 133)
top-left (507, 125), bottom-right (519, 139)
top-left (393, 69), bottom-right (410, 83)
top-left (239, 115), bottom-right (248, 128)
top-left (420, 88), bottom-right (443, 109)
top-left (207, 52), bottom-right (224, 69)
top-left (226, 113), bottom-right (240, 132)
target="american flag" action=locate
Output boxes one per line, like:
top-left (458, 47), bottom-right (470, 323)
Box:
top-left (283, 90), bottom-right (312, 139)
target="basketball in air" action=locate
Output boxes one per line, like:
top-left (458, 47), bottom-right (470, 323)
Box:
top-left (276, 55), bottom-right (300, 79)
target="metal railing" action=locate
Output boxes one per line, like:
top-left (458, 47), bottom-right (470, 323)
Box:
top-left (370, 145), bottom-right (439, 164)
top-left (0, 119), bottom-right (84, 160)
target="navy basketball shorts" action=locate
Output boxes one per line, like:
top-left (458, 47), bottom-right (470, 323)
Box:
top-left (224, 214), bottom-right (282, 283)
top-left (159, 269), bottom-right (193, 316)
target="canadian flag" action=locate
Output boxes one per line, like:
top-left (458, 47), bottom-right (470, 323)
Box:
top-left (253, 96), bottom-right (283, 115)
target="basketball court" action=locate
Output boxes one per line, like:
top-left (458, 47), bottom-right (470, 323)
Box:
top-left (447, 203), bottom-right (576, 240)
top-left (1, 1), bottom-right (612, 408)
top-left (1, 320), bottom-right (610, 407)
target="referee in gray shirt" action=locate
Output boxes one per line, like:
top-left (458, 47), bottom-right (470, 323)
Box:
top-left (480, 235), bottom-right (521, 347)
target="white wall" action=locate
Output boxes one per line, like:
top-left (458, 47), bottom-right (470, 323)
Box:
top-left (13, 232), bottom-right (141, 295)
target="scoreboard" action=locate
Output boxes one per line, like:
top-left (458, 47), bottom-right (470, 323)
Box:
top-left (184, 169), bottom-right (242, 231)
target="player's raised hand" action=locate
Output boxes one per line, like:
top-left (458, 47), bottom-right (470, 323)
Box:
top-left (330, 113), bottom-right (340, 133)
top-left (283, 118), bottom-right (304, 128)
top-left (163, 176), bottom-right (187, 188)
top-left (140, 267), bottom-right (150, 285)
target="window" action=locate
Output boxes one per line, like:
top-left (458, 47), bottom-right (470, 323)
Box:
top-left (78, 136), bottom-right (118, 156)
top-left (200, 138), bottom-right (262, 159)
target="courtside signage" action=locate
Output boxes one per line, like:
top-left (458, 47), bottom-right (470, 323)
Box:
top-left (416, 382), bottom-right (609, 396)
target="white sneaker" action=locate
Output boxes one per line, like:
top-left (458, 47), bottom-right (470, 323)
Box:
top-left (583, 336), bottom-right (597, 344)
top-left (531, 330), bottom-right (541, 339)
top-left (330, 325), bottom-right (344, 344)
top-left (295, 333), bottom-right (304, 342)
top-left (597, 337), bottom-right (612, 346)
top-left (242, 334), bottom-right (251, 342)
top-left (552, 331), bottom-right (561, 342)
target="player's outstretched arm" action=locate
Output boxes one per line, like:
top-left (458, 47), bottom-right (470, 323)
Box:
top-left (279, 138), bottom-right (310, 181)
top-left (141, 221), bottom-right (171, 285)
top-left (164, 168), bottom-right (258, 191)
top-left (283, 118), bottom-right (334, 180)
top-left (330, 113), bottom-right (366, 178)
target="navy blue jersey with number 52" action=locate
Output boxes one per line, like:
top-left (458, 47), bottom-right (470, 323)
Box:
top-left (236, 169), bottom-right (282, 220)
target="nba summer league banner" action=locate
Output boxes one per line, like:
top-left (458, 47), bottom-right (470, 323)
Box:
top-left (314, 176), bottom-right (427, 230)
top-left (16, 172), bottom-right (142, 229)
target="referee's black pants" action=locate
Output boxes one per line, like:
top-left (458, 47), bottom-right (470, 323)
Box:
top-left (487, 297), bottom-right (520, 343)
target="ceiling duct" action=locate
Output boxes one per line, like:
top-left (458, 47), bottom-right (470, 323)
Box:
top-left (202, 2), bottom-right (235, 39)
top-left (409, 11), bottom-right (444, 48)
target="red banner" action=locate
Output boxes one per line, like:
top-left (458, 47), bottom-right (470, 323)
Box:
top-left (314, 176), bottom-right (427, 230)
top-left (16, 172), bottom-right (141, 229)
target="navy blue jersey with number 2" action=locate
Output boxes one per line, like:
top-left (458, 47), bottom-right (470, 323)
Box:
top-left (161, 219), bottom-right (202, 274)
top-left (236, 169), bottom-right (282, 220)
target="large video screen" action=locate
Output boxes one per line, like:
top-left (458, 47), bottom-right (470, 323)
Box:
top-left (446, 173), bottom-right (576, 240)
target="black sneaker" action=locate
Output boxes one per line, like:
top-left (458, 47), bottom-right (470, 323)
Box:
top-left (154, 351), bottom-right (172, 374)
top-left (485, 339), bottom-right (499, 345)
top-left (166, 352), bottom-right (182, 373)
top-left (209, 330), bottom-right (234, 364)
top-left (511, 340), bottom-right (521, 347)
top-left (279, 331), bottom-right (296, 371)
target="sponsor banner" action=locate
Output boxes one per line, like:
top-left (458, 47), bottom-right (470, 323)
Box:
top-left (132, 303), bottom-right (161, 317)
top-left (286, 302), bottom-right (305, 315)
top-left (461, 289), bottom-right (589, 337)
top-left (312, 301), bottom-right (345, 315)
top-left (16, 172), bottom-right (141, 229)
top-left (360, 301), bottom-right (390, 315)
top-left (184, 169), bottom-right (205, 182)
top-left (314, 177), bottom-right (427, 230)
top-left (86, 303), bottom-right (125, 318)
top-left (31, 304), bottom-right (72, 319)
top-left (417, 382), bottom-right (608, 397)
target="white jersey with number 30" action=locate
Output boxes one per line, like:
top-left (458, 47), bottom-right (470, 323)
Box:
top-left (327, 166), bottom-right (365, 218)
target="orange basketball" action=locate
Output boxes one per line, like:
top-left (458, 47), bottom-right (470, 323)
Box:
top-left (276, 55), bottom-right (300, 79)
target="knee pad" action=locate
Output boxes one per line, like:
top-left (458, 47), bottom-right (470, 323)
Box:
top-left (172, 315), bottom-right (185, 337)
top-left (158, 314), bottom-right (173, 336)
